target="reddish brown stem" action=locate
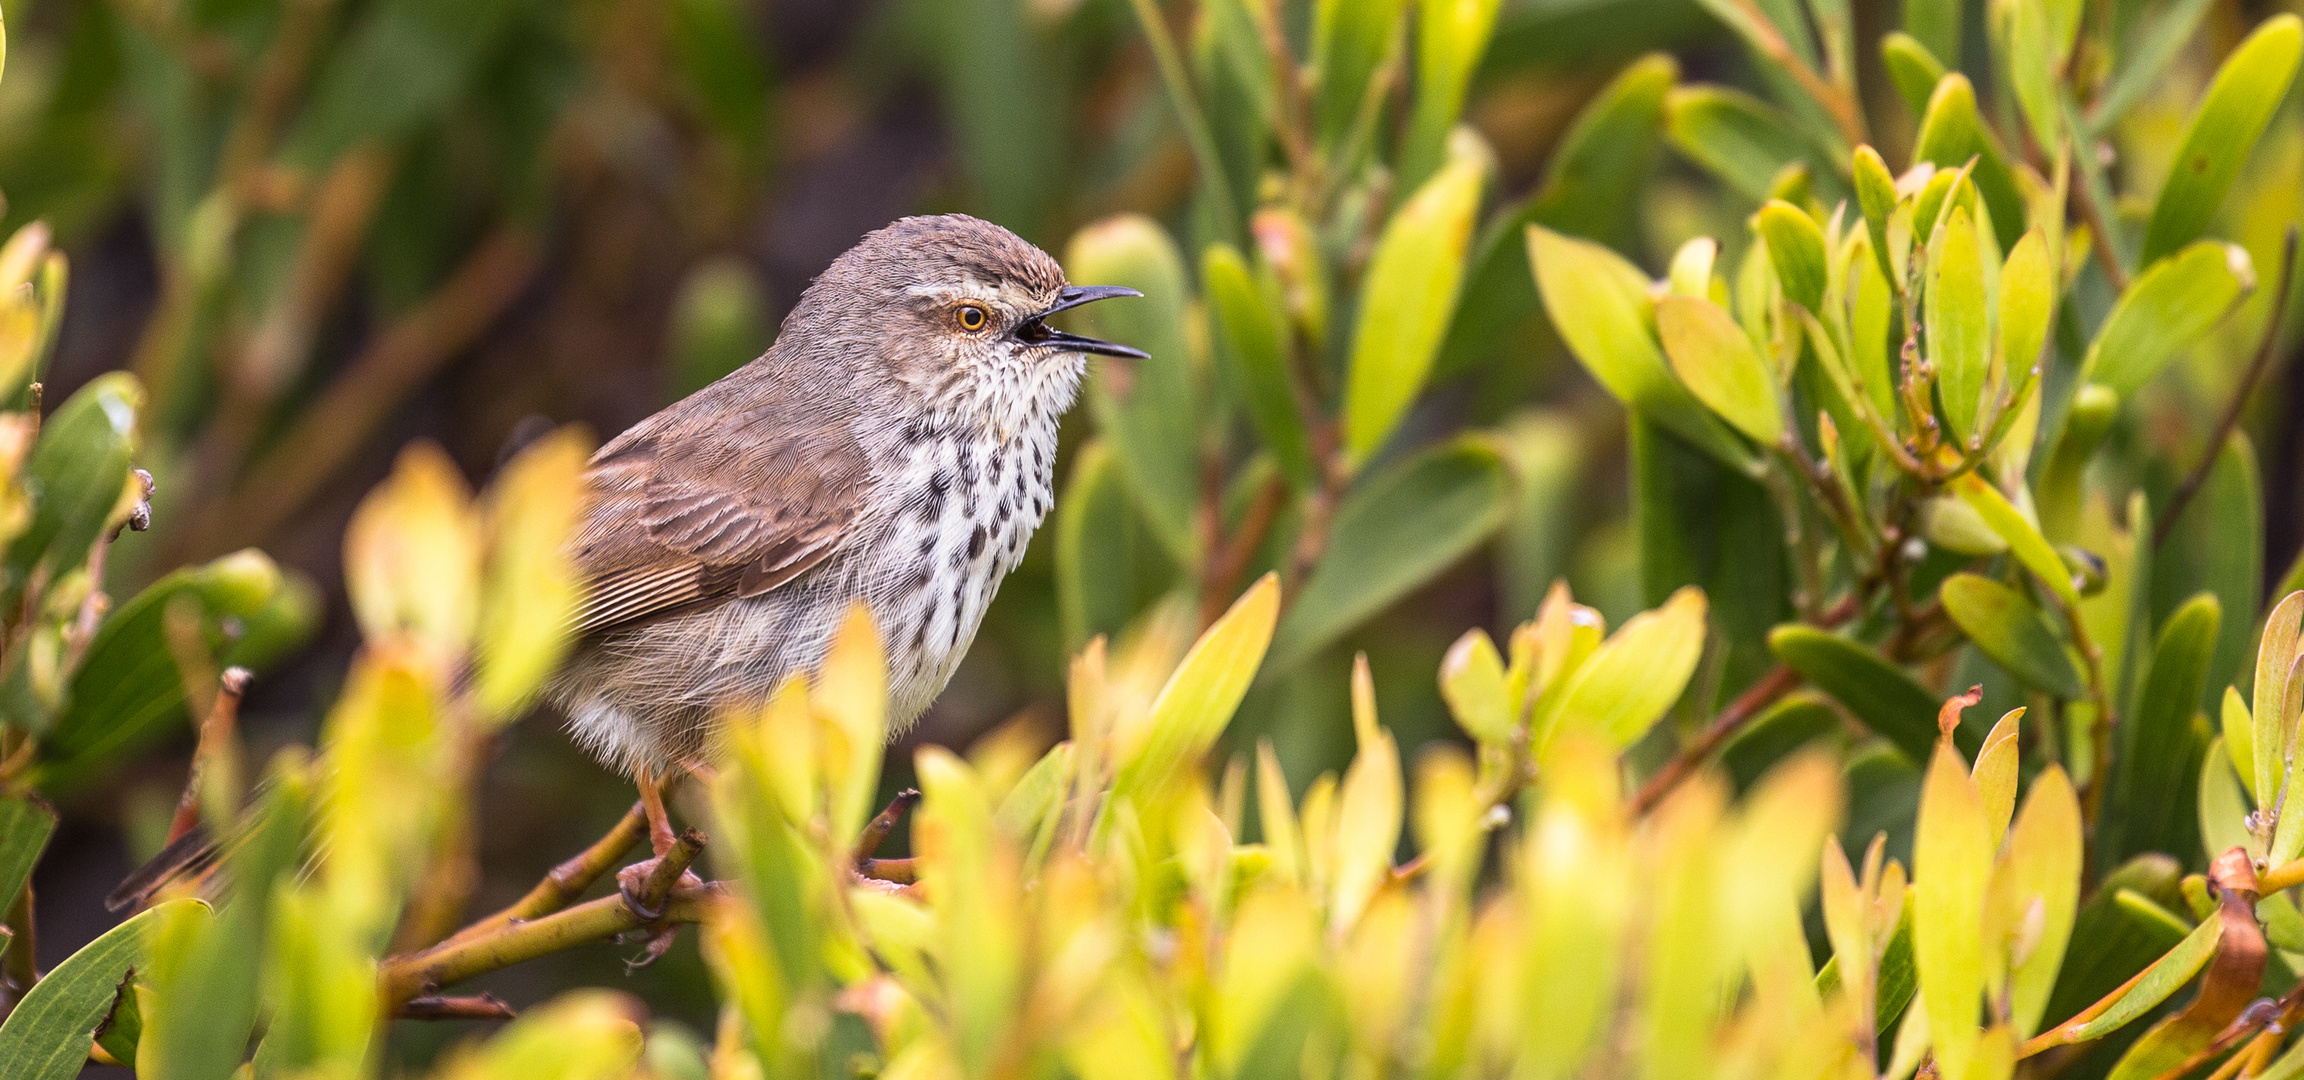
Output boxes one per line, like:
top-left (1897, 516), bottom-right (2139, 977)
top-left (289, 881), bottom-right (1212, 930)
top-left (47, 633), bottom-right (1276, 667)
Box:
top-left (399, 993), bottom-right (518, 1021)
top-left (855, 790), bottom-right (920, 862)
top-left (2155, 226), bottom-right (2299, 548)
top-left (1631, 665), bottom-right (1807, 815)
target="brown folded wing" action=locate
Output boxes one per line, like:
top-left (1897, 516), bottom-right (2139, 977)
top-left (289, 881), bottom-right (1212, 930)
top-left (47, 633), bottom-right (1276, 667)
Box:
top-left (571, 401), bottom-right (868, 637)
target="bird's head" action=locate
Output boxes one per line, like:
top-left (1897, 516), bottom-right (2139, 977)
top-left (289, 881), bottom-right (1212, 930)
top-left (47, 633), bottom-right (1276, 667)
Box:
top-left (800, 215), bottom-right (1147, 409)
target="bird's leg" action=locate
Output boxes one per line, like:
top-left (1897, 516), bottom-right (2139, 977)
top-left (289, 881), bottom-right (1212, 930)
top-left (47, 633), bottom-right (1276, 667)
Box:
top-left (853, 789), bottom-right (922, 893)
top-left (636, 766), bottom-right (678, 856)
top-left (618, 766), bottom-right (704, 921)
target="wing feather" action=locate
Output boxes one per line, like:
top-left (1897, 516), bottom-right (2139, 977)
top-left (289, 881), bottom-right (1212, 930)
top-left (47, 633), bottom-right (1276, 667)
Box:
top-left (570, 371), bottom-right (869, 637)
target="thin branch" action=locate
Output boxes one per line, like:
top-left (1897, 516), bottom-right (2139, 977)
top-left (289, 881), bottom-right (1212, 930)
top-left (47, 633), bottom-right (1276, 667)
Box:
top-left (855, 790), bottom-right (920, 863)
top-left (190, 226), bottom-right (540, 558)
top-left (625, 828), bottom-right (707, 920)
top-left (165, 667), bottom-right (251, 845)
top-left (2070, 160), bottom-right (2131, 293)
top-left (379, 882), bottom-right (726, 1010)
top-left (1631, 582), bottom-right (1878, 815)
top-left (1201, 473), bottom-right (1285, 629)
top-left (1719, 0), bottom-right (1868, 149)
top-left (442, 802), bottom-right (650, 950)
top-left (399, 993), bottom-right (518, 1021)
top-left (1122, 0), bottom-right (1241, 239)
top-left (2155, 226), bottom-right (2300, 547)
top-left (1631, 665), bottom-right (1806, 815)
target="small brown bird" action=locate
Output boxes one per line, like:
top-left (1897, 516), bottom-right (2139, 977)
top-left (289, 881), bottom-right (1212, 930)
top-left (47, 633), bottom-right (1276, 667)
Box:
top-left (547, 214), bottom-right (1145, 858)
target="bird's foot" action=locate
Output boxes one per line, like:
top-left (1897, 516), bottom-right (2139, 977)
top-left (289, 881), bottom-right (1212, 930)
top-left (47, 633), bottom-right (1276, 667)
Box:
top-left (616, 828), bottom-right (706, 922)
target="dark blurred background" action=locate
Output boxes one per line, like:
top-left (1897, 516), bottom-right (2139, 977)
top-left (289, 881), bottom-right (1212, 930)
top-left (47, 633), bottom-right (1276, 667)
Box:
top-left (6, 0), bottom-right (2295, 1064)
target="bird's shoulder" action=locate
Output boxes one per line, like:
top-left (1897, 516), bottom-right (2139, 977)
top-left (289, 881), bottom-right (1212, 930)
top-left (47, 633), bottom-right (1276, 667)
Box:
top-left (571, 363), bottom-right (874, 636)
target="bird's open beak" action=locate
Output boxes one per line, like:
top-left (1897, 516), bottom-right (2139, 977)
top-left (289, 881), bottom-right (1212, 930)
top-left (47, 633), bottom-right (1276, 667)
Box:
top-left (1016, 285), bottom-right (1151, 359)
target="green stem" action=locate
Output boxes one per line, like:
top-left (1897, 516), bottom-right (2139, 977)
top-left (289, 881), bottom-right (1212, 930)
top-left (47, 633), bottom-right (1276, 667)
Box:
top-left (1124, 0), bottom-right (1242, 242)
top-left (380, 883), bottom-right (724, 1009)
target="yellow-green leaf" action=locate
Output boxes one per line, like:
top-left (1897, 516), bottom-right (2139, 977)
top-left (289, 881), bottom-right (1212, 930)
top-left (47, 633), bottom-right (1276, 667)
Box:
top-left (2140, 15), bottom-right (2304, 265)
top-left (1655, 295), bottom-right (1784, 445)
top-left (2253, 590), bottom-right (2303, 806)
top-left (1754, 200), bottom-right (1828, 311)
top-left (343, 440), bottom-right (481, 669)
top-left (1939, 573), bottom-right (2084, 698)
top-left (1916, 740), bottom-right (1992, 1079)
top-left (1528, 225), bottom-right (1756, 473)
top-left (1439, 628), bottom-right (1513, 743)
top-left (473, 427), bottom-right (589, 720)
top-left (2081, 241), bottom-right (2254, 398)
top-left (1344, 145), bottom-right (1486, 467)
top-left (1952, 475), bottom-right (2081, 608)
top-left (1930, 204), bottom-right (1991, 446)
top-left (2006, 766), bottom-right (2083, 1038)
top-left (1111, 574), bottom-right (1279, 804)
top-left (1544, 586), bottom-right (1707, 751)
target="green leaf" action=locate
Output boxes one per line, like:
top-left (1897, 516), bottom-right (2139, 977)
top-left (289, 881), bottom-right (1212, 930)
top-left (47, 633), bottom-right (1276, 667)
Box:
top-left (2042, 857), bottom-right (2189, 1028)
top-left (1903, 0), bottom-right (1961, 71)
top-left (2005, 0), bottom-right (2061, 149)
top-left (2081, 241), bottom-right (2255, 398)
top-left (1401, 0), bottom-right (1504, 189)
top-left (2252, 591), bottom-right (2303, 806)
top-left (1952, 475), bottom-right (2082, 609)
top-left (1754, 201), bottom-right (1827, 311)
top-left (1930, 204), bottom-right (1992, 445)
top-left (2086, 0), bottom-right (2217, 134)
top-left (1881, 32), bottom-right (1949, 118)
top-left (1111, 574), bottom-right (1279, 806)
top-left (1939, 573), bottom-right (2085, 699)
top-left (1203, 244), bottom-right (1314, 487)
top-left (1663, 85), bottom-right (1819, 202)
top-left (1908, 75), bottom-right (2028, 249)
top-left (0, 899), bottom-right (203, 1080)
top-left (2103, 595), bottom-right (2219, 866)
top-left (1344, 148), bottom-right (1486, 466)
top-left (1053, 441), bottom-right (1172, 653)
top-left (1270, 439), bottom-right (1510, 670)
top-left (0, 795), bottom-right (54, 920)
top-left (39, 551), bottom-right (312, 774)
top-left (8, 372), bottom-right (139, 590)
top-left (1997, 228), bottom-right (2057, 410)
top-left (1065, 216), bottom-right (1200, 561)
top-left (1721, 692), bottom-right (1841, 790)
top-left (1439, 628), bottom-right (1513, 744)
top-left (1852, 145), bottom-right (1900, 289)
top-left (2161, 436), bottom-right (2265, 724)
top-left (1312, 0), bottom-right (1411, 146)
top-left (666, 258), bottom-right (768, 398)
top-left (2038, 383), bottom-right (2119, 543)
top-left (1655, 296), bottom-right (1783, 445)
top-left (1527, 225), bottom-right (1757, 473)
top-left (141, 769), bottom-right (307, 1080)
top-left (2048, 914), bottom-right (2221, 1044)
top-left (2139, 15), bottom-right (2304, 265)
top-left (1543, 586), bottom-right (1708, 751)
top-left (1768, 625), bottom-right (1944, 763)
top-left (2007, 767), bottom-right (2084, 1038)
top-left (1916, 740), bottom-right (1992, 1078)
top-left (1442, 53), bottom-right (1675, 372)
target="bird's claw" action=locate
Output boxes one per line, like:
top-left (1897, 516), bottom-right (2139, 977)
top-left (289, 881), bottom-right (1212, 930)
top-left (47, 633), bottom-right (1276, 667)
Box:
top-left (617, 857), bottom-right (702, 922)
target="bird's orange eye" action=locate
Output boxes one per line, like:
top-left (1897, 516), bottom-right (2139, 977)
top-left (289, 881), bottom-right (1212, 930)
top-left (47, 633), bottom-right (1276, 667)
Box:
top-left (956, 304), bottom-right (988, 332)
